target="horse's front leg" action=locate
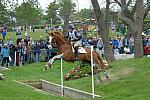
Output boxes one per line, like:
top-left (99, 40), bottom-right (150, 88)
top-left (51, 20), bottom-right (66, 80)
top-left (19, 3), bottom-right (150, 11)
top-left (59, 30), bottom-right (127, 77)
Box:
top-left (44, 53), bottom-right (64, 70)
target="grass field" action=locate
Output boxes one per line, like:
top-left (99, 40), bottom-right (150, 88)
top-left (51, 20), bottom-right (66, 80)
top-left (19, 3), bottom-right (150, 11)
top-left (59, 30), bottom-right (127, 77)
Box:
top-left (1, 30), bottom-right (117, 44)
top-left (0, 57), bottom-right (150, 100)
top-left (1, 30), bottom-right (48, 43)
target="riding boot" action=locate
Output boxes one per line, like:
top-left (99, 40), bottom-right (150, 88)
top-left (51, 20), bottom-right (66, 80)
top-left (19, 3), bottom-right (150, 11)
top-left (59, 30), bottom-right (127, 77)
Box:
top-left (74, 46), bottom-right (78, 60)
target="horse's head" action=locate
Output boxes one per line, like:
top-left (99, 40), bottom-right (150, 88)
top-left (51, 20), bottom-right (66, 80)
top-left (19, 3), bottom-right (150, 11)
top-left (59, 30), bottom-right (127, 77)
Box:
top-left (48, 31), bottom-right (66, 44)
top-left (47, 32), bottom-right (57, 46)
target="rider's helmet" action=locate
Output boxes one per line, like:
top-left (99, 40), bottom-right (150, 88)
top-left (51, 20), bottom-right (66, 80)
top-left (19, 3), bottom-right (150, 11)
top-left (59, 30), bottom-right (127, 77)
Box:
top-left (68, 24), bottom-right (74, 29)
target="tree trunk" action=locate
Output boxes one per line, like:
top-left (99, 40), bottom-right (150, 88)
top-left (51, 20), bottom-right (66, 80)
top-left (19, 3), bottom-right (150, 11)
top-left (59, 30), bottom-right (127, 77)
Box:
top-left (63, 13), bottom-right (70, 36)
top-left (91, 0), bottom-right (115, 62)
top-left (134, 31), bottom-right (143, 58)
top-left (120, 0), bottom-right (144, 58)
top-left (126, 26), bottom-right (134, 38)
top-left (134, 0), bottom-right (144, 58)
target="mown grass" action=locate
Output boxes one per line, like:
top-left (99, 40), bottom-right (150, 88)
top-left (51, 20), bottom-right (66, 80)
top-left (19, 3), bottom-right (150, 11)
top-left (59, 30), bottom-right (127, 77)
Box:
top-left (0, 31), bottom-right (150, 99)
top-left (1, 30), bottom-right (48, 43)
top-left (0, 57), bottom-right (150, 100)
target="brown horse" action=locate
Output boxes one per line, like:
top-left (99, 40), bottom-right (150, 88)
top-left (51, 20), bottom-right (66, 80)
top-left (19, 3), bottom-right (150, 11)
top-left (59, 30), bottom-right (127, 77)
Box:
top-left (45, 31), bottom-right (109, 79)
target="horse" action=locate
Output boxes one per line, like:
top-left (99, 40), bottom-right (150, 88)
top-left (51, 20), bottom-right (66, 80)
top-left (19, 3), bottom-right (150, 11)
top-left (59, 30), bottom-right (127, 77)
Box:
top-left (45, 31), bottom-right (110, 80)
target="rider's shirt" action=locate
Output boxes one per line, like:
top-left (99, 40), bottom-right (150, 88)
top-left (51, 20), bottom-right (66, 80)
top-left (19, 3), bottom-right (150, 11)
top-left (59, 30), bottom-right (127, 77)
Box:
top-left (68, 30), bottom-right (81, 41)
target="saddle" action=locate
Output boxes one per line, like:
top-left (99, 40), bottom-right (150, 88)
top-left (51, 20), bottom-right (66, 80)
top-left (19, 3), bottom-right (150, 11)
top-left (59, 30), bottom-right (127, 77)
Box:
top-left (72, 46), bottom-right (86, 54)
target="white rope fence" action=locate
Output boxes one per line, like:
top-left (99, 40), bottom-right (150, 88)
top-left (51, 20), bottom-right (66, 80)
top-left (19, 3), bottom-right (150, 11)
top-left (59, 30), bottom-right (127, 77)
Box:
top-left (60, 46), bottom-right (95, 98)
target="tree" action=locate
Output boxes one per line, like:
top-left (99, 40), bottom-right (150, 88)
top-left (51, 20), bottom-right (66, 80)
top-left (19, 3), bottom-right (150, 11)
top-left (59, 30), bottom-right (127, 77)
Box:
top-left (46, 1), bottom-right (60, 26)
top-left (114, 0), bottom-right (150, 58)
top-left (91, 0), bottom-right (115, 62)
top-left (28, 0), bottom-right (39, 8)
top-left (0, 2), bottom-right (8, 26)
top-left (77, 8), bottom-right (94, 19)
top-left (14, 1), bottom-right (41, 26)
top-left (59, 0), bottom-right (76, 35)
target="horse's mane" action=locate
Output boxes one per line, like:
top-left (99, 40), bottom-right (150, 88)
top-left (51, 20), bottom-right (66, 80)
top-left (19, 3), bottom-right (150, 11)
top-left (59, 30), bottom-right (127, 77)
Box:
top-left (53, 31), bottom-right (70, 44)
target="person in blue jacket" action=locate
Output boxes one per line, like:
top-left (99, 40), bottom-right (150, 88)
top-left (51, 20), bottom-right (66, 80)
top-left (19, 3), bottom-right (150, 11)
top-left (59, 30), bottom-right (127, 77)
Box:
top-left (1, 44), bottom-right (10, 67)
top-left (1, 29), bottom-right (6, 40)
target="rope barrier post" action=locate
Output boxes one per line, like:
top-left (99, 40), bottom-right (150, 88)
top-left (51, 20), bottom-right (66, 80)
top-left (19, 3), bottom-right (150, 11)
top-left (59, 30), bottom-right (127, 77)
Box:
top-left (61, 57), bottom-right (64, 97)
top-left (91, 46), bottom-right (95, 98)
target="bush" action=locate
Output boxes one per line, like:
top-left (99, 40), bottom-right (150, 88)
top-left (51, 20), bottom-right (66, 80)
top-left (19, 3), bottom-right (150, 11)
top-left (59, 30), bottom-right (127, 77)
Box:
top-left (64, 64), bottom-right (100, 81)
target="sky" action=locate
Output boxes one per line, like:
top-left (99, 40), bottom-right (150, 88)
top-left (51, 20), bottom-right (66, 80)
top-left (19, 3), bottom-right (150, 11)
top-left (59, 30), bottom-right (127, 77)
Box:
top-left (38, 0), bottom-right (92, 11)
top-left (18, 0), bottom-right (119, 11)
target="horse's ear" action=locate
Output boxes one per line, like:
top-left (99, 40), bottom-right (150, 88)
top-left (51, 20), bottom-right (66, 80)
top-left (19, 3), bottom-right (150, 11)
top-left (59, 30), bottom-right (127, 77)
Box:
top-left (48, 32), bottom-right (54, 36)
top-left (51, 32), bottom-right (54, 36)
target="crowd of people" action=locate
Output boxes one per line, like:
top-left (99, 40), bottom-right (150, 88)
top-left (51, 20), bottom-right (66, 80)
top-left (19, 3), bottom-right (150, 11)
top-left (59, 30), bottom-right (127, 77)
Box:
top-left (0, 25), bottom-right (150, 67)
top-left (0, 28), bottom-right (57, 67)
top-left (82, 33), bottom-right (150, 55)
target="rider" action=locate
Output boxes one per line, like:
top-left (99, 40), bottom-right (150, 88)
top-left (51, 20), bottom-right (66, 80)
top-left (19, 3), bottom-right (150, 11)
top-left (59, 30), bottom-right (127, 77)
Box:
top-left (65, 24), bottom-right (82, 59)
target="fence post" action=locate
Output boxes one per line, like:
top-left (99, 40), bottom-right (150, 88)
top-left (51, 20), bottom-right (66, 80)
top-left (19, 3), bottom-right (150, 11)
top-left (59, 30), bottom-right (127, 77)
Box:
top-left (61, 57), bottom-right (64, 97)
top-left (91, 46), bottom-right (95, 98)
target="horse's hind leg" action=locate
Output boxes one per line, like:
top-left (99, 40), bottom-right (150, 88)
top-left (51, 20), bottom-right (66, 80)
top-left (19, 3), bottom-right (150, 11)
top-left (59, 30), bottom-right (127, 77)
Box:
top-left (103, 70), bottom-right (110, 80)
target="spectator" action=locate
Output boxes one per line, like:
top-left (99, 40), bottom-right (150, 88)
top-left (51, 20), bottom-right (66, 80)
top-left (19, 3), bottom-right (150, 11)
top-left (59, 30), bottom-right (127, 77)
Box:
top-left (27, 42), bottom-right (33, 63)
top-left (45, 38), bottom-right (51, 61)
top-left (9, 45), bottom-right (17, 66)
top-left (97, 38), bottom-right (104, 57)
top-left (118, 37), bottom-right (124, 54)
top-left (97, 38), bottom-right (103, 51)
top-left (122, 35), bottom-right (129, 48)
top-left (39, 36), bottom-right (45, 49)
top-left (147, 36), bottom-right (150, 46)
top-left (0, 38), bottom-right (4, 52)
top-left (16, 35), bottom-right (22, 45)
top-left (142, 35), bottom-right (147, 48)
top-left (24, 35), bottom-right (29, 45)
top-left (35, 42), bottom-right (41, 62)
top-left (82, 33), bottom-right (89, 47)
top-left (32, 25), bottom-right (35, 34)
top-left (1, 29), bottom-right (6, 40)
top-left (16, 27), bottom-right (21, 37)
top-left (23, 44), bottom-right (27, 64)
top-left (129, 34), bottom-right (134, 54)
top-left (0, 38), bottom-right (4, 64)
top-left (17, 43), bottom-right (24, 66)
top-left (112, 36), bottom-right (119, 54)
top-left (1, 44), bottom-right (10, 67)
top-left (6, 37), bottom-right (13, 49)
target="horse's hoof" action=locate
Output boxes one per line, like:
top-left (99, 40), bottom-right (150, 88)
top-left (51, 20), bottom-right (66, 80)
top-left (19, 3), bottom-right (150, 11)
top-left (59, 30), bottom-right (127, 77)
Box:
top-left (97, 68), bottom-right (102, 71)
top-left (106, 77), bottom-right (111, 81)
top-left (99, 78), bottom-right (103, 82)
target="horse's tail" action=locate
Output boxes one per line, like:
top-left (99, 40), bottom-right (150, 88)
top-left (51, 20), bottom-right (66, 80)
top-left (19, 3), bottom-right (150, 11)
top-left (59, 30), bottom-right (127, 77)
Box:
top-left (94, 51), bottom-right (109, 70)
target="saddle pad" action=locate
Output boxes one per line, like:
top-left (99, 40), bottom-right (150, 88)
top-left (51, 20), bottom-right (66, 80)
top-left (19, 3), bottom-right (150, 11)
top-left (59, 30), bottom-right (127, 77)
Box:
top-left (78, 47), bottom-right (86, 53)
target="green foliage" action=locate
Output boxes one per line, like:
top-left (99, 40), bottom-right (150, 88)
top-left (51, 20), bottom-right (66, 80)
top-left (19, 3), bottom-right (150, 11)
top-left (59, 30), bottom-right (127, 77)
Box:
top-left (77, 8), bottom-right (94, 20)
top-left (14, 2), bottom-right (41, 26)
top-left (46, 1), bottom-right (60, 25)
top-left (59, 0), bottom-right (76, 17)
top-left (144, 20), bottom-right (150, 24)
top-left (0, 2), bottom-right (9, 25)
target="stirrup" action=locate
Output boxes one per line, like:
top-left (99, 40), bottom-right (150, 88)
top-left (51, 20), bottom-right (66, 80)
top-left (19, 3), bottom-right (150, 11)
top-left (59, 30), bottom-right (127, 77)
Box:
top-left (73, 55), bottom-right (78, 60)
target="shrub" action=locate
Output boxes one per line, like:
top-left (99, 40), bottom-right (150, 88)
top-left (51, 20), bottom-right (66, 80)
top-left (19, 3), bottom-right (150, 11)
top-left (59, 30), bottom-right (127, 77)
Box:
top-left (64, 64), bottom-right (100, 81)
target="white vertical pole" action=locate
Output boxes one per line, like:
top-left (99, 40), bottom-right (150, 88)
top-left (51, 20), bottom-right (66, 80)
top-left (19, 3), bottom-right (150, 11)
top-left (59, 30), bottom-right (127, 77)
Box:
top-left (61, 57), bottom-right (64, 97)
top-left (91, 46), bottom-right (95, 98)
top-left (14, 51), bottom-right (16, 67)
